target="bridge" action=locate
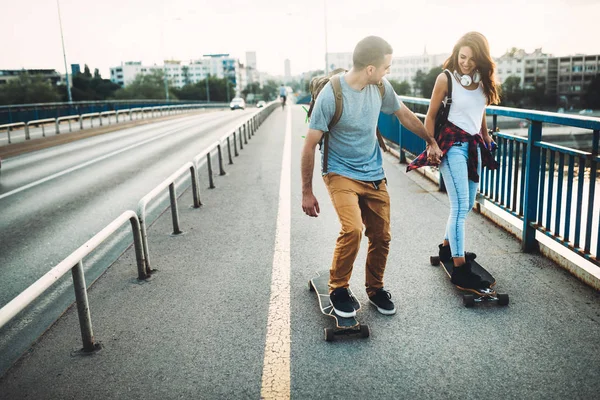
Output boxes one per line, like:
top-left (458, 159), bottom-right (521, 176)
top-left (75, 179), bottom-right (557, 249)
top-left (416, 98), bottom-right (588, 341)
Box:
top-left (0, 100), bottom-right (598, 399)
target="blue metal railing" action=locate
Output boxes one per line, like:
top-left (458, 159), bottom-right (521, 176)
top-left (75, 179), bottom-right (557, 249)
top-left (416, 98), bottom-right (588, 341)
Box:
top-left (0, 99), bottom-right (226, 125)
top-left (378, 96), bottom-right (600, 266)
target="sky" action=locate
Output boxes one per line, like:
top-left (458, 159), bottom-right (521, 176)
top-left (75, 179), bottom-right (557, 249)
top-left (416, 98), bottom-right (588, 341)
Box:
top-left (2, 0), bottom-right (600, 79)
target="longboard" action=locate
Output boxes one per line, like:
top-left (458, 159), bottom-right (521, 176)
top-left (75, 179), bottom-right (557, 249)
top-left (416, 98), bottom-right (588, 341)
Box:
top-left (309, 272), bottom-right (370, 341)
top-left (430, 256), bottom-right (509, 307)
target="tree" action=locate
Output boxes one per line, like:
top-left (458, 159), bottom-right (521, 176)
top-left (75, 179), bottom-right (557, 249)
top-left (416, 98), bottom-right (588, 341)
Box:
top-left (261, 80), bottom-right (280, 101)
top-left (500, 76), bottom-right (524, 107)
top-left (388, 79), bottom-right (411, 96)
top-left (412, 69), bottom-right (426, 96)
top-left (170, 75), bottom-right (235, 102)
top-left (71, 66), bottom-right (120, 101)
top-left (583, 74), bottom-right (600, 109)
top-left (0, 74), bottom-right (61, 105)
top-left (421, 67), bottom-right (443, 98)
top-left (112, 69), bottom-right (174, 100)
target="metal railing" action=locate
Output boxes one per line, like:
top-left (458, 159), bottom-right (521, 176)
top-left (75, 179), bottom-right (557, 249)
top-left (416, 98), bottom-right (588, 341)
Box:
top-left (0, 102), bottom-right (277, 354)
top-left (0, 104), bottom-right (220, 145)
top-left (0, 210), bottom-right (145, 353)
top-left (378, 96), bottom-right (600, 267)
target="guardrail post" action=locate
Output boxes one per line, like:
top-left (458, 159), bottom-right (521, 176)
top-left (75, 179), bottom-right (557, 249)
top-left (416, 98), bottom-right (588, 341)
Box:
top-left (190, 165), bottom-right (202, 208)
top-left (56, 119), bottom-right (60, 134)
top-left (25, 124), bottom-right (31, 140)
top-left (7, 127), bottom-right (12, 144)
top-left (168, 183), bottom-right (183, 235)
top-left (227, 137), bottom-right (234, 164)
top-left (128, 216), bottom-right (148, 280)
top-left (217, 144), bottom-right (226, 175)
top-left (71, 260), bottom-right (97, 352)
top-left (239, 128), bottom-right (244, 150)
top-left (80, 115), bottom-right (84, 130)
top-left (207, 153), bottom-right (216, 189)
top-left (522, 120), bottom-right (543, 252)
top-left (233, 131), bottom-right (239, 156)
top-left (243, 125), bottom-right (248, 144)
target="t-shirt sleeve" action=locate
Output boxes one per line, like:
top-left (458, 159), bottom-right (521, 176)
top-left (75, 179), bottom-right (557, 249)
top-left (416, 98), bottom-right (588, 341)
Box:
top-left (308, 84), bottom-right (335, 133)
top-left (380, 77), bottom-right (401, 115)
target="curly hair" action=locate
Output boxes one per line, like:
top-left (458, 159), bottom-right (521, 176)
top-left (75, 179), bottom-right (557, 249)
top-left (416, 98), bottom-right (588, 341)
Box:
top-left (443, 32), bottom-right (501, 105)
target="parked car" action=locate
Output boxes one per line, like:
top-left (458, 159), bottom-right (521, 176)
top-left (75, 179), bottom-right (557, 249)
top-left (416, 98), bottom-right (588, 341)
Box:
top-left (578, 109), bottom-right (593, 115)
top-left (256, 101), bottom-right (266, 108)
top-left (230, 97), bottom-right (245, 110)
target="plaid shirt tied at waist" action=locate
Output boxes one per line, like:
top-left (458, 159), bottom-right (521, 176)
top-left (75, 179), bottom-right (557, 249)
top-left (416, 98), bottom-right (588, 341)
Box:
top-left (406, 122), bottom-right (499, 183)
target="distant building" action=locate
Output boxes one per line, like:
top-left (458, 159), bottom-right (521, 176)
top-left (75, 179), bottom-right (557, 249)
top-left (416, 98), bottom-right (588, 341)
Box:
top-left (284, 59), bottom-right (291, 82)
top-left (110, 54), bottom-right (246, 95)
top-left (246, 51), bottom-right (258, 84)
top-left (0, 69), bottom-right (63, 86)
top-left (494, 48), bottom-right (600, 106)
top-left (71, 64), bottom-right (81, 76)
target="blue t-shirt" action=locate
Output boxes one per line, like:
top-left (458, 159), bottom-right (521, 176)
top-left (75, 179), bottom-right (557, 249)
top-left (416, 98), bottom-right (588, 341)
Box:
top-left (308, 74), bottom-right (401, 181)
top-left (279, 87), bottom-right (287, 96)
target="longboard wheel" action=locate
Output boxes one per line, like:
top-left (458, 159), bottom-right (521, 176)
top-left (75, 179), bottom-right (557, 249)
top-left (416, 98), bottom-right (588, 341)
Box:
top-left (360, 324), bottom-right (370, 338)
top-left (463, 294), bottom-right (475, 307)
top-left (309, 280), bottom-right (315, 292)
top-left (430, 255), bottom-right (440, 266)
top-left (324, 328), bottom-right (335, 342)
top-left (498, 293), bottom-right (509, 306)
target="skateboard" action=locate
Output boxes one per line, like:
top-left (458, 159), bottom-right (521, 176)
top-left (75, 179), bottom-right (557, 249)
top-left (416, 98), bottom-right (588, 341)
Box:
top-left (430, 255), bottom-right (509, 307)
top-left (309, 272), bottom-right (370, 341)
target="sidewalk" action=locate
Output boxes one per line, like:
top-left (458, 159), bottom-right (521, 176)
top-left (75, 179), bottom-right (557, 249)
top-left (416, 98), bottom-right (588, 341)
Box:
top-left (0, 105), bottom-right (598, 399)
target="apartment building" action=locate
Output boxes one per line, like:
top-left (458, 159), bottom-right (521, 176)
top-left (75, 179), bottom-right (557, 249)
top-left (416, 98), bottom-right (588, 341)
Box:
top-left (110, 54), bottom-right (246, 95)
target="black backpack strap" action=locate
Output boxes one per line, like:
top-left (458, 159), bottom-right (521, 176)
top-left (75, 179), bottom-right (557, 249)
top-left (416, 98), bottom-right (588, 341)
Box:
top-left (443, 69), bottom-right (453, 106)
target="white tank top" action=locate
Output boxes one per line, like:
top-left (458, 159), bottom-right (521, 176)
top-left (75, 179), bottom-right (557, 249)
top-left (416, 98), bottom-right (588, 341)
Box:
top-left (447, 75), bottom-right (486, 136)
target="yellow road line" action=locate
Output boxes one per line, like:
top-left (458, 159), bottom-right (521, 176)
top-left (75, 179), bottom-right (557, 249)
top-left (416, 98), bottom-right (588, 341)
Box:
top-left (260, 105), bottom-right (292, 399)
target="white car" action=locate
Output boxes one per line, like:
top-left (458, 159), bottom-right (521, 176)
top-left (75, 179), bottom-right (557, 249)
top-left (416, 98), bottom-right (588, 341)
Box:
top-left (230, 97), bottom-right (245, 110)
top-left (256, 101), bottom-right (266, 108)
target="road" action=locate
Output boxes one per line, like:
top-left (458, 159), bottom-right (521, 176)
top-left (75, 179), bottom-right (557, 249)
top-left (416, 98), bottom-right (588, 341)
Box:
top-left (0, 108), bottom-right (257, 372)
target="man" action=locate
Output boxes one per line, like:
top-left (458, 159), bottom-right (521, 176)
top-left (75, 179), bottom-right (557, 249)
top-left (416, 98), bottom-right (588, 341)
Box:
top-left (279, 84), bottom-right (287, 106)
top-left (301, 36), bottom-right (442, 317)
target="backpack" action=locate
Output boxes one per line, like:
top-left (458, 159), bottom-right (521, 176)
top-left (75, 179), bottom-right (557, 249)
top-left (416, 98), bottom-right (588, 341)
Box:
top-left (434, 69), bottom-right (453, 140)
top-left (307, 69), bottom-right (389, 173)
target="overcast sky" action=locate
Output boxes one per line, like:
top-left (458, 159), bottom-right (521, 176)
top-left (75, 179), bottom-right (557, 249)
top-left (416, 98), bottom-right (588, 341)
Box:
top-left (2, 0), bottom-right (599, 78)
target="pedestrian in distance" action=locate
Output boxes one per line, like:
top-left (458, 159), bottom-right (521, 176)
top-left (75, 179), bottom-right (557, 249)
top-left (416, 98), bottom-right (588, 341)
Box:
top-left (407, 31), bottom-right (500, 290)
top-left (301, 35), bottom-right (442, 318)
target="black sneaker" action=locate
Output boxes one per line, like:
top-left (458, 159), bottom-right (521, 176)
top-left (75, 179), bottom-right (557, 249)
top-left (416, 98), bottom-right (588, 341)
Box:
top-left (451, 263), bottom-right (489, 290)
top-left (330, 288), bottom-right (356, 318)
top-left (439, 244), bottom-right (477, 263)
top-left (369, 288), bottom-right (396, 315)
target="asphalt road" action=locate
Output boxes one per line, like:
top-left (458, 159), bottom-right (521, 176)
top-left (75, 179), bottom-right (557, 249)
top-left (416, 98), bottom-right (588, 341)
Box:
top-left (0, 105), bottom-right (598, 399)
top-left (0, 108), bottom-right (258, 373)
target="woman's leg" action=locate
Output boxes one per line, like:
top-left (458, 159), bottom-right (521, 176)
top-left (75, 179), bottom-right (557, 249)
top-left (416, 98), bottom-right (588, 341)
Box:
top-left (439, 143), bottom-right (470, 263)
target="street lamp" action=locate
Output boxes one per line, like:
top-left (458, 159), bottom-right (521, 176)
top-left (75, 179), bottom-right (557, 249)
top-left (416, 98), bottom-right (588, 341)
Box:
top-left (324, 0), bottom-right (329, 74)
top-left (56, 0), bottom-right (73, 104)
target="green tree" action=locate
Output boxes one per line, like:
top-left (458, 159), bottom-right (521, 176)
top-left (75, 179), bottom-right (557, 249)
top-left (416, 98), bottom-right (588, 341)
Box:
top-left (0, 74), bottom-right (61, 105)
top-left (112, 69), bottom-right (174, 100)
top-left (500, 76), bottom-right (524, 107)
top-left (170, 75), bottom-right (235, 102)
top-left (71, 67), bottom-right (120, 101)
top-left (241, 82), bottom-right (262, 100)
top-left (261, 80), bottom-right (280, 101)
top-left (583, 75), bottom-right (600, 109)
top-left (388, 79), bottom-right (411, 95)
top-left (421, 67), bottom-right (443, 98)
top-left (413, 69), bottom-right (426, 96)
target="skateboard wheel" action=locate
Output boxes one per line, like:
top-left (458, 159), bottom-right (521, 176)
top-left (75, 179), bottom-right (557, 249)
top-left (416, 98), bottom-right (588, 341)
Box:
top-left (360, 324), bottom-right (370, 338)
top-left (430, 256), bottom-right (440, 266)
top-left (498, 293), bottom-right (509, 306)
top-left (324, 328), bottom-right (335, 342)
top-left (463, 294), bottom-right (475, 307)
top-left (309, 281), bottom-right (315, 292)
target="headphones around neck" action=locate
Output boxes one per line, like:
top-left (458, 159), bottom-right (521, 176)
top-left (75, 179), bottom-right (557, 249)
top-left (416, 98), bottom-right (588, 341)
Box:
top-left (453, 70), bottom-right (481, 87)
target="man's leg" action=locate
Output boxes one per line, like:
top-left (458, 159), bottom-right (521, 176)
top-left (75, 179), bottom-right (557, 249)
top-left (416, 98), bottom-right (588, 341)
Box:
top-left (323, 173), bottom-right (364, 292)
top-left (359, 181), bottom-right (391, 297)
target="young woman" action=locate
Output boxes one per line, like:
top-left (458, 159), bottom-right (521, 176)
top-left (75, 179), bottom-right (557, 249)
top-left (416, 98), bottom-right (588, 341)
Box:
top-left (408, 32), bottom-right (500, 290)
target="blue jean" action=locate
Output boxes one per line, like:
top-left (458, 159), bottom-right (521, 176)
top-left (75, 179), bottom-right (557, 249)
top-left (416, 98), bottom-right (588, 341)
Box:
top-left (439, 142), bottom-right (481, 258)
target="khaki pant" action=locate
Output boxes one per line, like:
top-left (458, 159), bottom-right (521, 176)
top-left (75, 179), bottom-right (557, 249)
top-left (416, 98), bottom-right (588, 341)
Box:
top-left (322, 173), bottom-right (391, 297)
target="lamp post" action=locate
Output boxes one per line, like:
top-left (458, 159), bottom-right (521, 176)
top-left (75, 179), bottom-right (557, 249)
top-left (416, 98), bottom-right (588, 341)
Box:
top-left (56, 0), bottom-right (73, 104)
top-left (324, 0), bottom-right (329, 74)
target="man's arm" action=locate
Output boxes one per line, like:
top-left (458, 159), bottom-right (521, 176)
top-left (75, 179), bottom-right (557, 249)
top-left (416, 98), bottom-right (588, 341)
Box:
top-left (394, 103), bottom-right (442, 163)
top-left (301, 128), bottom-right (324, 217)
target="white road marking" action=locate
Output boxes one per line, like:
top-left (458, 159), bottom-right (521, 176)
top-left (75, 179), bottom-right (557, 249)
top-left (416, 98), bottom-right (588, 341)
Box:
top-left (260, 105), bottom-right (292, 399)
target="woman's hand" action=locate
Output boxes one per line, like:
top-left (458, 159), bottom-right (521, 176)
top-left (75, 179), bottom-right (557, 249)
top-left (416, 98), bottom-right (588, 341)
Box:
top-left (426, 142), bottom-right (443, 165)
top-left (483, 130), bottom-right (496, 151)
